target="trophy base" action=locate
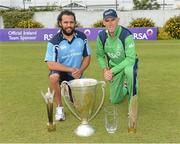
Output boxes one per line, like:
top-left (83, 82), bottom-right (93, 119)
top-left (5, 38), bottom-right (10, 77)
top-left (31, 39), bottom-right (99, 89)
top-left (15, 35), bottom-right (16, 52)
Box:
top-left (47, 122), bottom-right (56, 132)
top-left (128, 128), bottom-right (136, 133)
top-left (75, 124), bottom-right (95, 137)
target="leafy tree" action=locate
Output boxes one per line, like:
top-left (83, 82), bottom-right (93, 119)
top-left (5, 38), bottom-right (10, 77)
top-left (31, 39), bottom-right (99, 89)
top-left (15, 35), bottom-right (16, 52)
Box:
top-left (133, 0), bottom-right (160, 10)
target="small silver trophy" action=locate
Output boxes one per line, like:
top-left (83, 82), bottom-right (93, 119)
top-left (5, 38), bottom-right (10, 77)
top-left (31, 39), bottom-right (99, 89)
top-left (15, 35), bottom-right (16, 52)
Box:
top-left (41, 88), bottom-right (56, 132)
top-left (61, 78), bottom-right (105, 137)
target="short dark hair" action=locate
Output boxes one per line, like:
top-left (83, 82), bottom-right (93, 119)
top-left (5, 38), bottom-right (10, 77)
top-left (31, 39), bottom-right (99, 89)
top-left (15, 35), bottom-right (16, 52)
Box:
top-left (57, 10), bottom-right (76, 27)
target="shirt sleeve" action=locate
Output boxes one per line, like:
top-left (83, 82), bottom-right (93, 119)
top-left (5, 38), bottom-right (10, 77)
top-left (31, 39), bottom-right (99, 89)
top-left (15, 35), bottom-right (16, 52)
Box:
top-left (44, 42), bottom-right (57, 62)
top-left (96, 36), bottom-right (107, 69)
top-left (111, 35), bottom-right (136, 74)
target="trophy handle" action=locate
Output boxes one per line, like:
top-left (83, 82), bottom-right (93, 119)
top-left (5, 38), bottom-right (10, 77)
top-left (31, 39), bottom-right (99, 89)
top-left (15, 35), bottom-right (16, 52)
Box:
top-left (61, 81), bottom-right (81, 121)
top-left (89, 81), bottom-right (106, 121)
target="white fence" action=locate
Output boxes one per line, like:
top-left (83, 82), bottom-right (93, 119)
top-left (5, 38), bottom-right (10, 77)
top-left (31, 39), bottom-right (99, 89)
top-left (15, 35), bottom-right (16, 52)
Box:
top-left (0, 10), bottom-right (179, 28)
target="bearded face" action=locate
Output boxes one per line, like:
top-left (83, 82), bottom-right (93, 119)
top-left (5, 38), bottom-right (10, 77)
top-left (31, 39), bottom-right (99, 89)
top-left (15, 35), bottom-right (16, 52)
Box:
top-left (59, 15), bottom-right (76, 36)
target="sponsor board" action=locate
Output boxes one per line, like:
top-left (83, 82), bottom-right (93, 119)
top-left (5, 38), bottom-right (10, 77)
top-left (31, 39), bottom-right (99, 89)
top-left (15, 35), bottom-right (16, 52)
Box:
top-left (0, 27), bottom-right (157, 42)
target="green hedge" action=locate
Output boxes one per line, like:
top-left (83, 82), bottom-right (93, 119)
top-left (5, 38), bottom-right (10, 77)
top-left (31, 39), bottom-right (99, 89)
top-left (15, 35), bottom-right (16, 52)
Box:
top-left (92, 20), bottom-right (105, 28)
top-left (17, 19), bottom-right (44, 28)
top-left (163, 15), bottom-right (180, 39)
top-left (157, 27), bottom-right (172, 40)
top-left (1, 11), bottom-right (34, 28)
top-left (128, 17), bottom-right (155, 27)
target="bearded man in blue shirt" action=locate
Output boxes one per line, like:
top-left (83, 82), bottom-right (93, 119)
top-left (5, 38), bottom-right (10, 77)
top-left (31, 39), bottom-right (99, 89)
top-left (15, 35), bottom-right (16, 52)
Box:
top-left (44, 10), bottom-right (91, 121)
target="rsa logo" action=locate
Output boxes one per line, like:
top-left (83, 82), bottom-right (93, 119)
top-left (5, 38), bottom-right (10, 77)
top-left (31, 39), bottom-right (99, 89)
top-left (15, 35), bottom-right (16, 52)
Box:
top-left (44, 34), bottom-right (53, 41)
top-left (133, 29), bottom-right (154, 40)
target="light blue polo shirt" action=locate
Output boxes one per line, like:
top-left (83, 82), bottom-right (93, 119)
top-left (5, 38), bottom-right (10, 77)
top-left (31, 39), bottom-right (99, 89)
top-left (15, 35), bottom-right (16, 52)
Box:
top-left (45, 30), bottom-right (91, 70)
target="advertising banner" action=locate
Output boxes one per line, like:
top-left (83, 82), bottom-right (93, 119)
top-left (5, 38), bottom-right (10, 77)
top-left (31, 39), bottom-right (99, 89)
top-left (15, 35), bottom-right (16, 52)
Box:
top-left (0, 27), bottom-right (157, 42)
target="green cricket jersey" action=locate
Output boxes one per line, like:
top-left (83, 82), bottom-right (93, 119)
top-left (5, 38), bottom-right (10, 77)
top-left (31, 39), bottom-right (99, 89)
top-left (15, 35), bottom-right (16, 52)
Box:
top-left (96, 25), bottom-right (137, 75)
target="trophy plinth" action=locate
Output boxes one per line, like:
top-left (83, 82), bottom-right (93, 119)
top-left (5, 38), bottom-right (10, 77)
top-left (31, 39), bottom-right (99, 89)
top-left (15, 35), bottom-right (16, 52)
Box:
top-left (61, 78), bottom-right (105, 137)
top-left (47, 122), bottom-right (56, 132)
top-left (128, 127), bottom-right (136, 133)
top-left (75, 121), bottom-right (94, 136)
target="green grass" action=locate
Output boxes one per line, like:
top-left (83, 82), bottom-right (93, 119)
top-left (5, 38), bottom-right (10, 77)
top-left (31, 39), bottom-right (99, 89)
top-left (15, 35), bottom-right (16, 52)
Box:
top-left (0, 40), bottom-right (180, 143)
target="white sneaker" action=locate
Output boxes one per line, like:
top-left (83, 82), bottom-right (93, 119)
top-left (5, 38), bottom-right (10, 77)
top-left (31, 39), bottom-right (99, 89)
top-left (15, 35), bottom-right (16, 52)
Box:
top-left (55, 106), bottom-right (65, 121)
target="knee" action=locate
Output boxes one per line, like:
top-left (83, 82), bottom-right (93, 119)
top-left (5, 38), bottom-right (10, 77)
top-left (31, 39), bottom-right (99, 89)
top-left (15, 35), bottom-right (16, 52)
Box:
top-left (49, 74), bottom-right (59, 84)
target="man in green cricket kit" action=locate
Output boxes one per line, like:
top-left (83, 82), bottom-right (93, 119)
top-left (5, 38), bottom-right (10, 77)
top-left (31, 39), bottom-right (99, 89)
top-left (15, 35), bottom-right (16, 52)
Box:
top-left (96, 9), bottom-right (139, 133)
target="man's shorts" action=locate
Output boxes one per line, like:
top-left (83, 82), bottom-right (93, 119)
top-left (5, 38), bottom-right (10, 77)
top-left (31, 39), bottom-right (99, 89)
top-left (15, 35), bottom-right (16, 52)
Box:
top-left (49, 70), bottom-right (74, 84)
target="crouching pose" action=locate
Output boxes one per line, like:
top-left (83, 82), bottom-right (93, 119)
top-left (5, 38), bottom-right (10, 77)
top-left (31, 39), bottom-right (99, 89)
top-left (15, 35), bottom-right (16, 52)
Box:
top-left (96, 9), bottom-right (138, 133)
top-left (44, 10), bottom-right (91, 121)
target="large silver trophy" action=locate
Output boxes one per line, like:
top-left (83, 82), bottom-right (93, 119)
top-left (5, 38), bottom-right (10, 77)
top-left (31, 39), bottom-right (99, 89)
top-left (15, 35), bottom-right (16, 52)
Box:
top-left (61, 78), bottom-right (105, 137)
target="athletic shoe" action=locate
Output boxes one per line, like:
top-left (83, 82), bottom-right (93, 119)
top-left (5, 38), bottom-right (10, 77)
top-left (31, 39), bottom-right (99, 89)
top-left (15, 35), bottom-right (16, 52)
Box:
top-left (55, 106), bottom-right (65, 121)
